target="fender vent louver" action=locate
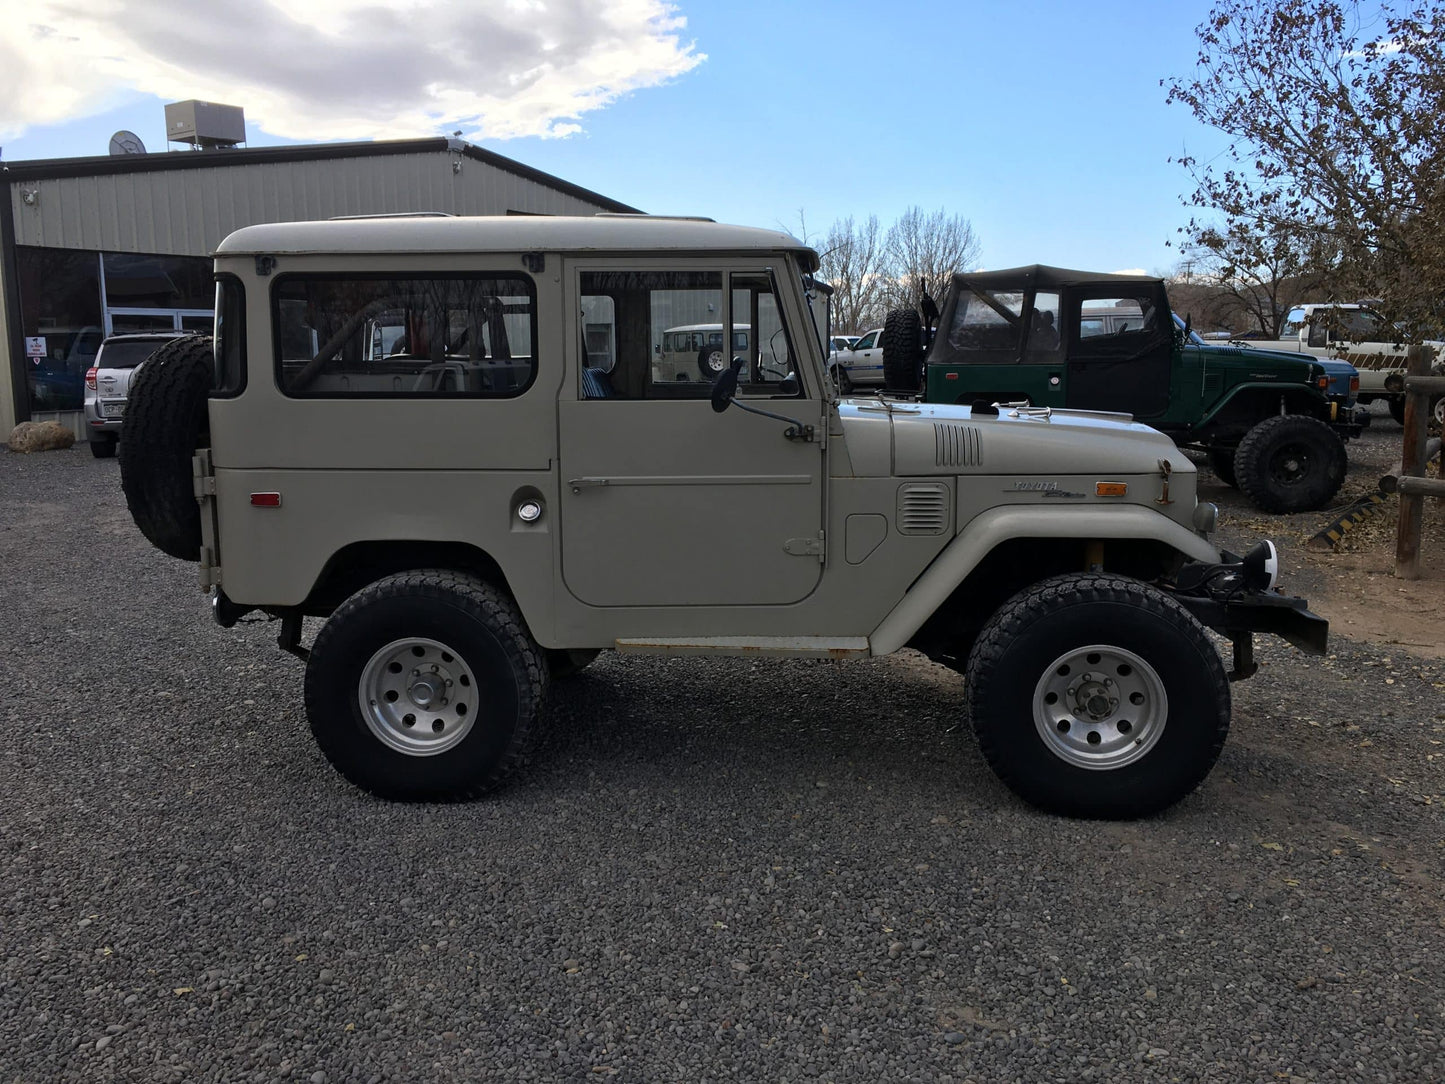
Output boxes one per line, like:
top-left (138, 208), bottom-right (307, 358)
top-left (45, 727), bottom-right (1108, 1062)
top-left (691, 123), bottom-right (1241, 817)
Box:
top-left (1203, 372), bottom-right (1223, 393)
top-left (934, 423), bottom-right (983, 467)
top-left (898, 483), bottom-right (950, 535)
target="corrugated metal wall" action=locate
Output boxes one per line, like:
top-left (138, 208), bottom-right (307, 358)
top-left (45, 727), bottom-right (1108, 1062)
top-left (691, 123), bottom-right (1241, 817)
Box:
top-left (9, 151), bottom-right (614, 256)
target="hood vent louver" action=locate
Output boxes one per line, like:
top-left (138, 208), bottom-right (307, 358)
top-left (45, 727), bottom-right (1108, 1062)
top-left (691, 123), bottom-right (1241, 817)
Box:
top-left (897, 483), bottom-right (950, 535)
top-left (934, 423), bottom-right (983, 468)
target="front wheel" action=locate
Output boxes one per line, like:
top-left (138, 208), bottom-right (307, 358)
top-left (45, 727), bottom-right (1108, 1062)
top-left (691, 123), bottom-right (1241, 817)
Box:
top-left (965, 574), bottom-right (1230, 818)
top-left (304, 570), bottom-right (547, 800)
top-left (1233, 414), bottom-right (1347, 513)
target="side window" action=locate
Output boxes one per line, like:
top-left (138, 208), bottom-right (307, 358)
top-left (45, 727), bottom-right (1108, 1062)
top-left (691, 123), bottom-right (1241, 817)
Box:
top-left (731, 273), bottom-right (803, 400)
top-left (855, 331), bottom-right (877, 350)
top-left (214, 275), bottom-right (246, 397)
top-left (273, 274), bottom-right (536, 398)
top-left (1308, 317), bottom-right (1329, 348)
top-left (1072, 289), bottom-right (1167, 359)
top-left (1025, 290), bottom-right (1061, 358)
top-left (579, 270), bottom-right (722, 399)
top-left (943, 289), bottom-right (1025, 364)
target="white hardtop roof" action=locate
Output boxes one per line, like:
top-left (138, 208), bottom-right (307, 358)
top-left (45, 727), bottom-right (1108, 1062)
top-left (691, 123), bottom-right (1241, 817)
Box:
top-left (664, 323), bottom-right (751, 332)
top-left (217, 214), bottom-right (818, 269)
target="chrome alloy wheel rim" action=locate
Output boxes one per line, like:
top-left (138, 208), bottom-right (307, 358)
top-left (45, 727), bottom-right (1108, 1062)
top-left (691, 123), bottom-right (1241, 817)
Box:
top-left (359, 637), bottom-right (478, 756)
top-left (704, 349), bottom-right (727, 374)
top-left (1032, 644), bottom-right (1167, 770)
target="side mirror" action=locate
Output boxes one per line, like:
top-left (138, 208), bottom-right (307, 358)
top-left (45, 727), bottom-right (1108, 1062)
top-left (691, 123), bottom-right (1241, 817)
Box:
top-left (1184, 313), bottom-right (1192, 338)
top-left (711, 356), bottom-right (743, 413)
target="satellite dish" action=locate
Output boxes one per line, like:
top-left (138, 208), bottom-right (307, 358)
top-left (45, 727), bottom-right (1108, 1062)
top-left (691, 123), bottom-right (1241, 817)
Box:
top-left (109, 130), bottom-right (147, 156)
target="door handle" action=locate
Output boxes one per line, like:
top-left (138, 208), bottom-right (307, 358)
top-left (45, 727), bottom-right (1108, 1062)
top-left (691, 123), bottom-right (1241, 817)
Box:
top-left (567, 477), bottom-right (611, 492)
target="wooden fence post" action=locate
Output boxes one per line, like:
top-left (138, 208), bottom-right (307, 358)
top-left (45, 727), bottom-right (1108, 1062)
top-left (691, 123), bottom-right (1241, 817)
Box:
top-left (1395, 345), bottom-right (1432, 579)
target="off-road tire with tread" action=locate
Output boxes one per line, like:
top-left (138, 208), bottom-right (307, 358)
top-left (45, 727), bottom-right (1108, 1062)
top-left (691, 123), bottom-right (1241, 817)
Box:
top-left (1232, 413), bottom-right (1347, 513)
top-left (305, 570), bottom-right (547, 801)
top-left (119, 334), bottom-right (214, 561)
top-left (882, 309), bottom-right (924, 391)
top-left (1388, 396), bottom-right (1406, 425)
top-left (965, 573), bottom-right (1230, 819)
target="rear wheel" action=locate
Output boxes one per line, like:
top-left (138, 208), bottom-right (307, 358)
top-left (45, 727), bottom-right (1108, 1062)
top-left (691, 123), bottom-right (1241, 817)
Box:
top-left (304, 570), bottom-right (547, 800)
top-left (882, 309), bottom-right (924, 391)
top-left (89, 433), bottom-right (117, 459)
top-left (1233, 414), bottom-right (1347, 513)
top-left (1388, 396), bottom-right (1405, 425)
top-left (966, 573), bottom-right (1230, 818)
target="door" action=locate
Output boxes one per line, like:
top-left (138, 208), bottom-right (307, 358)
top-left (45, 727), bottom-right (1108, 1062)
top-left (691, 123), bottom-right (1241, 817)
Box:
top-left (1064, 287), bottom-right (1173, 418)
top-left (558, 263), bottom-right (826, 608)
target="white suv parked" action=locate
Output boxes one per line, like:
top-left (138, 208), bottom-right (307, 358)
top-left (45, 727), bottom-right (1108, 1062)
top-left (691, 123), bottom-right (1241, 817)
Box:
top-left (83, 332), bottom-right (190, 457)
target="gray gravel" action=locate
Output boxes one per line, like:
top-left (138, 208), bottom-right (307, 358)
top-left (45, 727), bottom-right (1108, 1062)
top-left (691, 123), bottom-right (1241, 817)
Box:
top-left (2, 430), bottom-right (1443, 1083)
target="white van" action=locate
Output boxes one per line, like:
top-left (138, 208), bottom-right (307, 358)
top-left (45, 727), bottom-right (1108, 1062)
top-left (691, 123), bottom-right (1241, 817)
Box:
top-left (655, 323), bottom-right (753, 382)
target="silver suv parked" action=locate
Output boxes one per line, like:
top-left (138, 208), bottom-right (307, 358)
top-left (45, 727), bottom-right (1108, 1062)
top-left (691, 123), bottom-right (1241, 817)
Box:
top-left (83, 331), bottom-right (189, 457)
top-left (118, 214), bottom-right (1327, 818)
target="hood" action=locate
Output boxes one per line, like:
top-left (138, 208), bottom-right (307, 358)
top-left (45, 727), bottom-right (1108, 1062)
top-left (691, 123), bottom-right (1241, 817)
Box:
top-left (838, 399), bottom-right (1193, 479)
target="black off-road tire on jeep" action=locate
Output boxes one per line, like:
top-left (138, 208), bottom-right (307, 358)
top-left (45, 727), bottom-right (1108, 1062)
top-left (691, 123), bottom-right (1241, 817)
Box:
top-left (305, 570), bottom-right (547, 801)
top-left (119, 334), bottom-right (214, 561)
top-left (1232, 414), bottom-right (1347, 514)
top-left (965, 573), bottom-right (1230, 819)
top-left (1207, 447), bottom-right (1238, 488)
top-left (882, 309), bottom-right (924, 391)
top-left (90, 433), bottom-right (117, 459)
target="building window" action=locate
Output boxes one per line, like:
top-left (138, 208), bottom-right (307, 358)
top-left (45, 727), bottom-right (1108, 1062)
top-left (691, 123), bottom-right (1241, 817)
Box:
top-left (15, 246), bottom-right (104, 412)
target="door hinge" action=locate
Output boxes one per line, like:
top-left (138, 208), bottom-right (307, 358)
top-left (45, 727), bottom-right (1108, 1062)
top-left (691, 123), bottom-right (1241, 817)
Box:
top-left (192, 452), bottom-right (216, 497)
top-left (783, 532), bottom-right (825, 561)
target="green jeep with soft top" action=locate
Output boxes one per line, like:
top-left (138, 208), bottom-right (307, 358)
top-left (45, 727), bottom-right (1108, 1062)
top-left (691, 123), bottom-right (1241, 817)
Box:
top-left (882, 266), bottom-right (1367, 513)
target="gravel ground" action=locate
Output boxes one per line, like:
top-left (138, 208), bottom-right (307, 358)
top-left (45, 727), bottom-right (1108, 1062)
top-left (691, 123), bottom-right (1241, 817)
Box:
top-left (2, 432), bottom-right (1443, 1084)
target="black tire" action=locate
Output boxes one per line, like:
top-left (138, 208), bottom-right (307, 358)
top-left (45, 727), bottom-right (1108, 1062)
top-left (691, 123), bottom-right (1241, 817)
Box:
top-left (834, 364), bottom-right (853, 395)
top-left (305, 570), bottom-right (547, 801)
top-left (119, 335), bottom-right (213, 560)
top-left (1388, 396), bottom-right (1405, 425)
top-left (1207, 447), bottom-right (1237, 487)
top-left (698, 346), bottom-right (728, 380)
top-left (966, 573), bottom-right (1230, 819)
top-left (548, 648), bottom-right (601, 679)
top-left (882, 309), bottom-right (924, 391)
top-left (1389, 393), bottom-right (1444, 428)
top-left (89, 433), bottom-right (117, 459)
top-left (1232, 414), bottom-right (1347, 513)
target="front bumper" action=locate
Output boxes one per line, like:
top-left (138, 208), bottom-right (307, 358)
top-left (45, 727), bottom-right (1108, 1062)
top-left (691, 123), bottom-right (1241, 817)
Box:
top-left (1168, 554), bottom-right (1329, 680)
top-left (1329, 402), bottom-right (1371, 439)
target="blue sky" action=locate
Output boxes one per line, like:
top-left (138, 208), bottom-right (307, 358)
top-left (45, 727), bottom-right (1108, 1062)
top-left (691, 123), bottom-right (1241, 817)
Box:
top-left (0, 0), bottom-right (1232, 274)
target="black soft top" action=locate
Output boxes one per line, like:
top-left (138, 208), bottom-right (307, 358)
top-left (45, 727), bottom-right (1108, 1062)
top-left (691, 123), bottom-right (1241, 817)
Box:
top-left (951, 265), bottom-right (1163, 291)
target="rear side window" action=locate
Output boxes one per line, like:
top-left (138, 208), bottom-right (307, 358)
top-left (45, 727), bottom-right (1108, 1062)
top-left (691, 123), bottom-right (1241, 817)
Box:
top-left (273, 274), bottom-right (537, 397)
top-left (214, 276), bottom-right (245, 397)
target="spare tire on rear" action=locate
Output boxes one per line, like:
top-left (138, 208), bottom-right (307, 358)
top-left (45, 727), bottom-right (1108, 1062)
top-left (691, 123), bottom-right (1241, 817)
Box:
top-left (120, 335), bottom-right (214, 561)
top-left (882, 308), bottom-right (924, 391)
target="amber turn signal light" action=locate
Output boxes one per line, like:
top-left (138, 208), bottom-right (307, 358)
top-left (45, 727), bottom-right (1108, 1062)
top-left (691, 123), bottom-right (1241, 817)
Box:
top-left (1095, 482), bottom-right (1128, 496)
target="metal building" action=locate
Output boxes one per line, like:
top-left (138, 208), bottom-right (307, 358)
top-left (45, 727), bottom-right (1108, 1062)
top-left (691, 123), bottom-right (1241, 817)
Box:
top-left (0, 137), bottom-right (638, 437)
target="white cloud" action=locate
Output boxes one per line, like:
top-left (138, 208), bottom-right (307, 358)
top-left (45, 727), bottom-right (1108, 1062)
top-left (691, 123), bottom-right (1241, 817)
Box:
top-left (0, 0), bottom-right (704, 142)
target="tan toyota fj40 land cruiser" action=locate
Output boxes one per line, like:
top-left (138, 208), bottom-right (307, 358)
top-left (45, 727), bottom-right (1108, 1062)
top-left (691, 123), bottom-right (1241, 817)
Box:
top-left (119, 214), bottom-right (1326, 818)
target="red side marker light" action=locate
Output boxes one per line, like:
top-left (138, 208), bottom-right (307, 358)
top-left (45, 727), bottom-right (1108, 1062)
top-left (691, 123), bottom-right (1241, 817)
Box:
top-left (250, 492), bottom-right (282, 507)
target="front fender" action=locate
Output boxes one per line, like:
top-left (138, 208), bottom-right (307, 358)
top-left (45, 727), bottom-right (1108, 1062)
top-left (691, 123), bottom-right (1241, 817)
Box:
top-left (868, 505), bottom-right (1220, 655)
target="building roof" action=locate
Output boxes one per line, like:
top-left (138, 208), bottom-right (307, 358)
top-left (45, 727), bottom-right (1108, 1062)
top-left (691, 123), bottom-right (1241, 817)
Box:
top-left (0, 137), bottom-right (640, 215)
top-left (215, 214), bottom-right (819, 269)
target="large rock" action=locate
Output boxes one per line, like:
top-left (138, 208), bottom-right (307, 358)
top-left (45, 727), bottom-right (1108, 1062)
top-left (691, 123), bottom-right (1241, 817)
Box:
top-left (7, 420), bottom-right (76, 453)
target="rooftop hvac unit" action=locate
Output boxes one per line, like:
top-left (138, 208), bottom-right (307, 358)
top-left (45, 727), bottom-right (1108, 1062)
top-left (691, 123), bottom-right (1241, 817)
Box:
top-left (165, 101), bottom-right (246, 150)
